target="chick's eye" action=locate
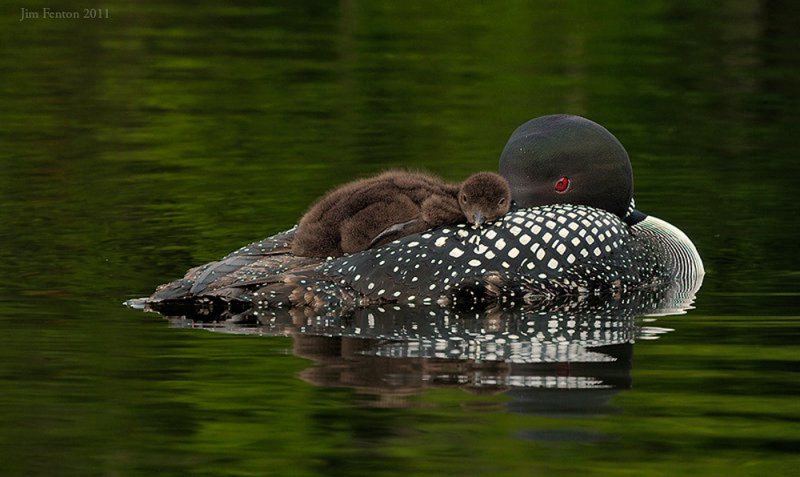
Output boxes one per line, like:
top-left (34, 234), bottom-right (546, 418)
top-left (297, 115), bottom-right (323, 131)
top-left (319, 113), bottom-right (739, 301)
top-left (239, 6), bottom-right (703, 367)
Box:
top-left (555, 176), bottom-right (570, 193)
top-left (461, 194), bottom-right (467, 202)
top-left (498, 198), bottom-right (506, 206)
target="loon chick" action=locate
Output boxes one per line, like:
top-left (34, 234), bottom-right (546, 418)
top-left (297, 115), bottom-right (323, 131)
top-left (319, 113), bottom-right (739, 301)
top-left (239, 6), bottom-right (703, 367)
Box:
top-left (291, 171), bottom-right (511, 258)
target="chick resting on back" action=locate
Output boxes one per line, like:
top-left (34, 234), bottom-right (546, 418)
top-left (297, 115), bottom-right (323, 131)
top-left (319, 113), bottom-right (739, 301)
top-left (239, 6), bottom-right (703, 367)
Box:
top-left (291, 170), bottom-right (511, 258)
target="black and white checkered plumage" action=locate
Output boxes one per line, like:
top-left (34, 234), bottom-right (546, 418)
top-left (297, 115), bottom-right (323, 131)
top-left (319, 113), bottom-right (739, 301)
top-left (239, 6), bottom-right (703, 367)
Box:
top-left (320, 204), bottom-right (662, 305)
top-left (147, 203), bottom-right (701, 315)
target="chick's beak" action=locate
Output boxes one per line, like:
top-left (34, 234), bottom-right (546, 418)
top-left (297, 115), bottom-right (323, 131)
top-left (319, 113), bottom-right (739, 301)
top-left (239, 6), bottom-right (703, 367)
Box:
top-left (472, 212), bottom-right (485, 227)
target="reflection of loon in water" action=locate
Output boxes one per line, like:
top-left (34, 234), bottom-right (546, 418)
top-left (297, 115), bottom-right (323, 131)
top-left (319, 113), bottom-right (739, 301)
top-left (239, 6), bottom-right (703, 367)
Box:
top-left (155, 277), bottom-right (699, 415)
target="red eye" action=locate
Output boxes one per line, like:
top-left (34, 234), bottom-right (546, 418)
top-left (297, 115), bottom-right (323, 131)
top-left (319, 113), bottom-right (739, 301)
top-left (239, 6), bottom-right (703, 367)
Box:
top-left (554, 176), bottom-right (570, 193)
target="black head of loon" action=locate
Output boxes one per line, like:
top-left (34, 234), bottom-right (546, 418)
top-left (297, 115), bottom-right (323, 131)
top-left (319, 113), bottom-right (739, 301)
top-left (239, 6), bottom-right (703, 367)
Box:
top-left (499, 114), bottom-right (635, 222)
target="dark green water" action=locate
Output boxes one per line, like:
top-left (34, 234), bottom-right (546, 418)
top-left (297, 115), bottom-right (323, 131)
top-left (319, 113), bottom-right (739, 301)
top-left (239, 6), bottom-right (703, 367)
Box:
top-left (2, 1), bottom-right (799, 475)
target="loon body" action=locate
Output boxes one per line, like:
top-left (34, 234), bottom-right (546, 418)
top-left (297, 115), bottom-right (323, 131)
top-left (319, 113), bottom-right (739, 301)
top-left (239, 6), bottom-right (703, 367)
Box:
top-left (146, 115), bottom-right (703, 315)
top-left (148, 203), bottom-right (697, 314)
top-left (291, 170), bottom-right (510, 258)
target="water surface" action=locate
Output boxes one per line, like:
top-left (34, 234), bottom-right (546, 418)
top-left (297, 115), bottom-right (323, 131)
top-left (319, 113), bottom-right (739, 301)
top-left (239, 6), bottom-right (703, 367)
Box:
top-left (1, 1), bottom-right (798, 476)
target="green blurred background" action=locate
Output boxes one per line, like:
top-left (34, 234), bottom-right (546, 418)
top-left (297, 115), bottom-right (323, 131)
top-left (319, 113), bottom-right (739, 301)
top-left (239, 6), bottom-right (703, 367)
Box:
top-left (0, 1), bottom-right (798, 476)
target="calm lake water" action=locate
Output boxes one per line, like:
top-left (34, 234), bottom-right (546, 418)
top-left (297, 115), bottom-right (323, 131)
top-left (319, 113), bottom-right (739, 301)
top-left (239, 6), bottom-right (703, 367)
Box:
top-left (2, 1), bottom-right (798, 476)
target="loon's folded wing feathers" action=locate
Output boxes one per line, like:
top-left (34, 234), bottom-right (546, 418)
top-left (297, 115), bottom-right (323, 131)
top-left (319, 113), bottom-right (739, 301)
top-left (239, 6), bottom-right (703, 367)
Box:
top-left (221, 227), bottom-right (297, 259)
top-left (149, 227), bottom-right (302, 303)
top-left (366, 218), bottom-right (422, 250)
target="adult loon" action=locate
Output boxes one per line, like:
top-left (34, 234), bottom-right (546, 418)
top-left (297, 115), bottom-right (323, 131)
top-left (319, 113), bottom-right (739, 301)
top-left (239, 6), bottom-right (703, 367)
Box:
top-left (145, 115), bottom-right (703, 314)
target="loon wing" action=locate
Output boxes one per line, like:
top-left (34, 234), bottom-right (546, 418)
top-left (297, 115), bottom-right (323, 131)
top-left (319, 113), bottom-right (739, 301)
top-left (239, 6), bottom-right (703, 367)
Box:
top-left (149, 227), bottom-right (299, 302)
top-left (366, 218), bottom-right (422, 249)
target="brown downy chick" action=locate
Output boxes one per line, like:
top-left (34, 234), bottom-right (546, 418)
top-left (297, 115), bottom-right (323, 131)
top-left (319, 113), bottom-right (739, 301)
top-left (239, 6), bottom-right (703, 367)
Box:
top-left (434, 171), bottom-right (511, 228)
top-left (291, 170), bottom-right (510, 258)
